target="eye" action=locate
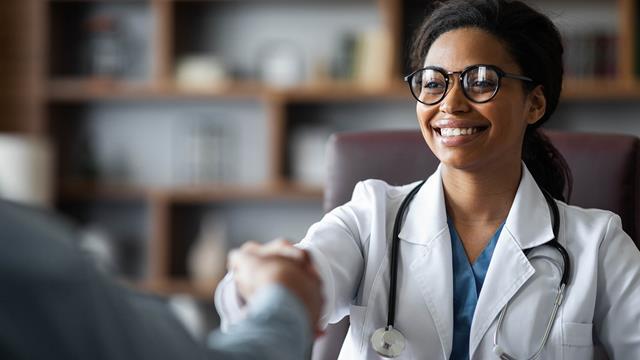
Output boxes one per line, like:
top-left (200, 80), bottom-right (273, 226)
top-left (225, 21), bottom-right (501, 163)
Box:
top-left (424, 81), bottom-right (445, 90)
top-left (468, 80), bottom-right (497, 93)
top-left (472, 80), bottom-right (495, 88)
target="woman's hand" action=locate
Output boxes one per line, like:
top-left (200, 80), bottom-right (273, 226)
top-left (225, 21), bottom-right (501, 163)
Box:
top-left (228, 239), bottom-right (323, 335)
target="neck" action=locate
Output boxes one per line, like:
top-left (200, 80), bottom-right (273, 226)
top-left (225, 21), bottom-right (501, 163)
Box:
top-left (441, 160), bottom-right (522, 226)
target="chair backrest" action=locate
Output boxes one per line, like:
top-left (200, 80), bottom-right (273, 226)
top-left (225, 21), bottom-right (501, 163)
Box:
top-left (312, 129), bottom-right (639, 360)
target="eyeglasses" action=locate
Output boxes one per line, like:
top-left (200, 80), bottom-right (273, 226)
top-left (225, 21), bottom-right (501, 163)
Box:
top-left (404, 64), bottom-right (534, 105)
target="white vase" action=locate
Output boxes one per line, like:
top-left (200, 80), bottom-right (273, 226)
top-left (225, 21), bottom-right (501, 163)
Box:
top-left (0, 135), bottom-right (54, 207)
top-left (187, 214), bottom-right (228, 289)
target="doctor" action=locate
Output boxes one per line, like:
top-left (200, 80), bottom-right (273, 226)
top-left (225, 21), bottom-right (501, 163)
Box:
top-left (216, 0), bottom-right (640, 358)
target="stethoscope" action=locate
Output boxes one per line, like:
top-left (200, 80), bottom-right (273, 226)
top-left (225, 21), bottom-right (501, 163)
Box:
top-left (370, 180), bottom-right (571, 359)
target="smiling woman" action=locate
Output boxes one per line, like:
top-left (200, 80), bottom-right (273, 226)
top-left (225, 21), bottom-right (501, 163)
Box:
top-left (215, 1), bottom-right (640, 359)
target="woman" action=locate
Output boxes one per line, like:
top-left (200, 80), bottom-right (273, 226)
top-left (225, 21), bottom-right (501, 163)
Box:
top-left (216, 0), bottom-right (640, 358)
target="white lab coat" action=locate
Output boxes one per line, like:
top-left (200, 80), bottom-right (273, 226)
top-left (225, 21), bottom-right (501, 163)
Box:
top-left (216, 164), bottom-right (640, 359)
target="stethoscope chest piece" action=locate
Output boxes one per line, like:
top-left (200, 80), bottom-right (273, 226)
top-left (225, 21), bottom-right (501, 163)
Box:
top-left (371, 326), bottom-right (406, 358)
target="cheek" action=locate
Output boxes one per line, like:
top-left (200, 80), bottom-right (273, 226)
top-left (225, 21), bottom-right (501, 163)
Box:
top-left (484, 104), bottom-right (529, 141)
top-left (416, 103), bottom-right (440, 152)
top-left (416, 103), bottom-right (437, 131)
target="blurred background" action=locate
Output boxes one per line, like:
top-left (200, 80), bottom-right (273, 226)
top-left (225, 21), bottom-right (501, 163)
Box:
top-left (1, 0), bottom-right (639, 341)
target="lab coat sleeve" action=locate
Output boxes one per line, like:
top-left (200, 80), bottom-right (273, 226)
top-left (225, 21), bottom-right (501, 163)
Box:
top-left (215, 272), bottom-right (248, 332)
top-left (594, 214), bottom-right (640, 358)
top-left (297, 181), bottom-right (374, 327)
top-left (215, 181), bottom-right (376, 329)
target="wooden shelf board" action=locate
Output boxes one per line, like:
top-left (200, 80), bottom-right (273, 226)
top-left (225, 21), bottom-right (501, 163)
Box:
top-left (168, 183), bottom-right (323, 203)
top-left (46, 78), bottom-right (413, 102)
top-left (59, 180), bottom-right (323, 202)
top-left (47, 78), bottom-right (265, 101)
top-left (562, 78), bottom-right (639, 100)
top-left (276, 81), bottom-right (411, 102)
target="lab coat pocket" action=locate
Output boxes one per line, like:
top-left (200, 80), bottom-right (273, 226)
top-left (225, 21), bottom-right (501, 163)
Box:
top-left (562, 322), bottom-right (594, 359)
top-left (349, 304), bottom-right (369, 353)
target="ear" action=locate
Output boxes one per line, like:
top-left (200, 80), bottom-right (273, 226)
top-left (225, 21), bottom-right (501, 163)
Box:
top-left (525, 85), bottom-right (546, 125)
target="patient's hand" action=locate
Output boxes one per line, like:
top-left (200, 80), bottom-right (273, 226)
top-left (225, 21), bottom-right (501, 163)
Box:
top-left (240, 239), bottom-right (310, 262)
top-left (228, 240), bottom-right (323, 333)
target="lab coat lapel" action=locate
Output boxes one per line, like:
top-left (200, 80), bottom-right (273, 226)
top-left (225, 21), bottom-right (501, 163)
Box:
top-left (398, 165), bottom-right (454, 358)
top-left (469, 164), bottom-right (555, 358)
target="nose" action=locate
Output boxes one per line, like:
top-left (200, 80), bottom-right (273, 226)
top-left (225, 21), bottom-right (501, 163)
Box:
top-left (439, 76), bottom-right (470, 114)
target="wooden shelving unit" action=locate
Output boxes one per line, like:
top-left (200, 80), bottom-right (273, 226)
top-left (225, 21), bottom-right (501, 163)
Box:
top-left (3, 0), bottom-right (638, 299)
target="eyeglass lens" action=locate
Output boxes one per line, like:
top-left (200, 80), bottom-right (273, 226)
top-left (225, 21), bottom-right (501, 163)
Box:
top-left (409, 66), bottom-right (500, 105)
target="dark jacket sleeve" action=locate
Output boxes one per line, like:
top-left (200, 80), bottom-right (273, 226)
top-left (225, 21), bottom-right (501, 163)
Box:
top-left (0, 200), bottom-right (209, 360)
top-left (0, 201), bottom-right (311, 360)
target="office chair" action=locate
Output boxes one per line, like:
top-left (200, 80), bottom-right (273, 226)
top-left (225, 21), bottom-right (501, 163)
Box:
top-left (312, 129), bottom-right (640, 360)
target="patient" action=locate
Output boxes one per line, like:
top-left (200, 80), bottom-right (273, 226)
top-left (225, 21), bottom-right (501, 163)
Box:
top-left (0, 200), bottom-right (321, 360)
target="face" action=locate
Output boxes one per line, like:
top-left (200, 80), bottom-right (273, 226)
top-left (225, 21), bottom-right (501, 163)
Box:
top-left (416, 27), bottom-right (545, 173)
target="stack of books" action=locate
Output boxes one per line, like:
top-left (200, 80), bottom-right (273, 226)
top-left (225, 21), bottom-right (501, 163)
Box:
top-left (563, 31), bottom-right (618, 79)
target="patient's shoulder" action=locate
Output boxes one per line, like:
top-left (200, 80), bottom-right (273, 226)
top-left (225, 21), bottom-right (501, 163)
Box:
top-left (0, 200), bottom-right (86, 278)
top-left (0, 200), bottom-right (77, 244)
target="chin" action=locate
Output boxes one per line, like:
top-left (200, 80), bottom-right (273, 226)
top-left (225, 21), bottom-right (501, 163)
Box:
top-left (437, 153), bottom-right (488, 172)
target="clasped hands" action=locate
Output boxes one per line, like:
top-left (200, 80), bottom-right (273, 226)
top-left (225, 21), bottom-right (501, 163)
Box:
top-left (227, 239), bottom-right (324, 336)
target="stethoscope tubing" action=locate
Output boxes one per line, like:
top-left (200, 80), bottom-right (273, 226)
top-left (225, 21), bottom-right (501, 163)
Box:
top-left (377, 181), bottom-right (571, 358)
top-left (387, 179), bottom-right (426, 328)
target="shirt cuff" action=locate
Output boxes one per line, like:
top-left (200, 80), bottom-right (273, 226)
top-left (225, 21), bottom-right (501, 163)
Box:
top-left (214, 272), bottom-right (248, 332)
top-left (247, 284), bottom-right (312, 342)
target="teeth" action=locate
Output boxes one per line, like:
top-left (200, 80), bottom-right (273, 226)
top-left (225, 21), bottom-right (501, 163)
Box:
top-left (439, 127), bottom-right (480, 137)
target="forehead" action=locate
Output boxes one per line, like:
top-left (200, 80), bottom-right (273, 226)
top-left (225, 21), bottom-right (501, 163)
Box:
top-left (424, 27), bottom-right (518, 72)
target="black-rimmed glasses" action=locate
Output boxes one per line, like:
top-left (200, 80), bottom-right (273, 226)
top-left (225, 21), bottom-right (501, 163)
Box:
top-left (404, 64), bottom-right (534, 105)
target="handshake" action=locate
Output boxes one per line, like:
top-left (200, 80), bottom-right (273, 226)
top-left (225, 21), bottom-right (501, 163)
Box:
top-left (227, 239), bottom-right (324, 334)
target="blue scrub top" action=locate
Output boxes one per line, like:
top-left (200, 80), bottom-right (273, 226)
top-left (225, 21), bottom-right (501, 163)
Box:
top-left (448, 218), bottom-right (505, 360)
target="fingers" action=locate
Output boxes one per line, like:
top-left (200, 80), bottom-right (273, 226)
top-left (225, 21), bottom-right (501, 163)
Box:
top-left (257, 238), bottom-right (307, 261)
top-left (235, 238), bottom-right (308, 263)
top-left (227, 240), bottom-right (278, 271)
top-left (228, 241), bottom-right (325, 333)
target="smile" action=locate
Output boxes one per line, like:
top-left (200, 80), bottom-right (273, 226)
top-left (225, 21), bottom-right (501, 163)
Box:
top-left (434, 126), bottom-right (488, 137)
top-left (439, 127), bottom-right (480, 137)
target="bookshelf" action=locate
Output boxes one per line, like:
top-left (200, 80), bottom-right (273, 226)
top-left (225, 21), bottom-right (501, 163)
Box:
top-left (3, 0), bottom-right (639, 300)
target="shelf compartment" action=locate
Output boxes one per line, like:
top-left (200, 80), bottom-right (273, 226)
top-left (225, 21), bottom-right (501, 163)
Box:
top-left (47, 1), bottom-right (153, 81)
top-left (167, 201), bottom-right (323, 279)
top-left (172, 0), bottom-right (385, 91)
top-left (57, 199), bottom-right (151, 280)
top-left (49, 101), bottom-right (271, 188)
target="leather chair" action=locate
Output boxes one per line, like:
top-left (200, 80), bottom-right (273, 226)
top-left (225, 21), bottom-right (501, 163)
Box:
top-left (312, 129), bottom-right (640, 360)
